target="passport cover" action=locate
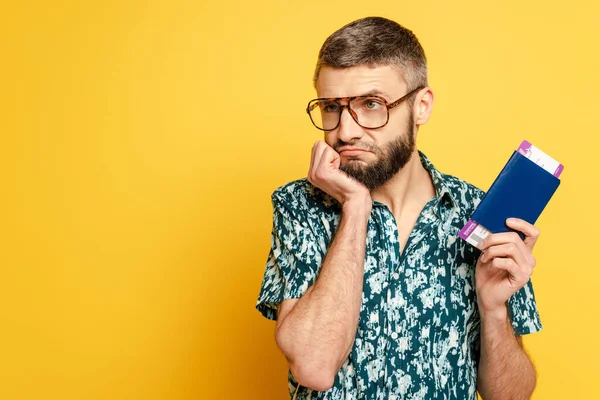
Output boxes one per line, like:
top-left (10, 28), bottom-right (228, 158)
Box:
top-left (471, 151), bottom-right (561, 237)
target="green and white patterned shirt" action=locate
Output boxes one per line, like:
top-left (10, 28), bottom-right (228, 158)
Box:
top-left (256, 151), bottom-right (541, 399)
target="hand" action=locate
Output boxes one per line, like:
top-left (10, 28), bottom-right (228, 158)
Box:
top-left (307, 141), bottom-right (371, 207)
top-left (475, 218), bottom-right (540, 318)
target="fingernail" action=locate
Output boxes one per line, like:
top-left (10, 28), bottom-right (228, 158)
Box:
top-left (507, 218), bottom-right (516, 224)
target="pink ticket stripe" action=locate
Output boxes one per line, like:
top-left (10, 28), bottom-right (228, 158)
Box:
top-left (554, 164), bottom-right (564, 178)
top-left (458, 219), bottom-right (478, 240)
top-left (518, 140), bottom-right (533, 154)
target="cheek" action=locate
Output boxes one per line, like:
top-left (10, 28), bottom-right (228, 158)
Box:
top-left (382, 118), bottom-right (404, 135)
top-left (367, 133), bottom-right (393, 154)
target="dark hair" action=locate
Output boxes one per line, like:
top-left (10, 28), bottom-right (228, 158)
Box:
top-left (313, 17), bottom-right (428, 97)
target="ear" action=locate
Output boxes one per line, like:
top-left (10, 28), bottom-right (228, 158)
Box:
top-left (414, 87), bottom-right (434, 126)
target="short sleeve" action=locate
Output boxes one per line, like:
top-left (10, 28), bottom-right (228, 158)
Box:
top-left (507, 279), bottom-right (542, 335)
top-left (255, 191), bottom-right (324, 320)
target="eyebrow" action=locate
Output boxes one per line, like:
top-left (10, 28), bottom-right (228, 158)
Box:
top-left (359, 89), bottom-right (391, 100)
top-left (362, 89), bottom-right (386, 96)
top-left (319, 89), bottom-right (390, 101)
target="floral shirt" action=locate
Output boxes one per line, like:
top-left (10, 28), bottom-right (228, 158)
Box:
top-left (256, 151), bottom-right (541, 399)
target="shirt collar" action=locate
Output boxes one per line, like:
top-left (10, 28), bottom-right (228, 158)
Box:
top-left (418, 150), bottom-right (459, 220)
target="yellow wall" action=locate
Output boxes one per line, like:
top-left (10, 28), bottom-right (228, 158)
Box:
top-left (2, 1), bottom-right (599, 399)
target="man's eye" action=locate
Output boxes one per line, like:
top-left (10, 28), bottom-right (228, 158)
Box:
top-left (321, 102), bottom-right (340, 113)
top-left (363, 99), bottom-right (384, 110)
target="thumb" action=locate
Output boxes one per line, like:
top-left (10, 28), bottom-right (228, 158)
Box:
top-left (321, 146), bottom-right (340, 170)
top-left (331, 151), bottom-right (341, 169)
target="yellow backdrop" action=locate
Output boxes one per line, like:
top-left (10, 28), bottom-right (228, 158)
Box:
top-left (2, 1), bottom-right (599, 399)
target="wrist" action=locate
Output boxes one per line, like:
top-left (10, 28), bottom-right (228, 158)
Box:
top-left (342, 196), bottom-right (372, 221)
top-left (478, 302), bottom-right (509, 324)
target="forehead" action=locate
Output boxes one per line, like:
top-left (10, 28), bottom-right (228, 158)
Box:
top-left (316, 65), bottom-right (406, 99)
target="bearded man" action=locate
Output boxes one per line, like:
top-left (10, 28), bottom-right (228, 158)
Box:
top-left (256, 16), bottom-right (540, 400)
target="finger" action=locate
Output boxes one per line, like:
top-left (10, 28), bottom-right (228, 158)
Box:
top-left (311, 141), bottom-right (328, 177)
top-left (485, 258), bottom-right (526, 283)
top-left (313, 147), bottom-right (341, 186)
top-left (308, 141), bottom-right (319, 178)
top-left (505, 218), bottom-right (540, 248)
top-left (478, 231), bottom-right (525, 252)
top-left (315, 143), bottom-right (340, 176)
top-left (479, 243), bottom-right (529, 269)
top-left (329, 146), bottom-right (341, 169)
top-left (321, 145), bottom-right (341, 169)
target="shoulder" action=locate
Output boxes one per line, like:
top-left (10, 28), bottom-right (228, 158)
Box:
top-left (271, 178), bottom-right (339, 216)
top-left (270, 179), bottom-right (340, 248)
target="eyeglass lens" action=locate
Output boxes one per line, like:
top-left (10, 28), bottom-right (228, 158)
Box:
top-left (308, 97), bottom-right (389, 130)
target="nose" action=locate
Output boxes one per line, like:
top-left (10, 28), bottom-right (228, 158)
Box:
top-left (336, 106), bottom-right (364, 143)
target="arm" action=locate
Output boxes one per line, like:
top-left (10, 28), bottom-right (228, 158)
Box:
top-left (275, 197), bottom-right (370, 391)
top-left (475, 218), bottom-right (541, 399)
top-left (275, 141), bottom-right (371, 392)
top-left (477, 307), bottom-right (536, 399)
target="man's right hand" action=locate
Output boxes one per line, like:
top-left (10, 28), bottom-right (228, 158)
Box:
top-left (307, 141), bottom-right (371, 208)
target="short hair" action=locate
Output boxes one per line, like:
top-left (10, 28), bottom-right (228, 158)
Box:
top-left (313, 17), bottom-right (428, 97)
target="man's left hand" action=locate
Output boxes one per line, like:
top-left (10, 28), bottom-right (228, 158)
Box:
top-left (475, 218), bottom-right (540, 317)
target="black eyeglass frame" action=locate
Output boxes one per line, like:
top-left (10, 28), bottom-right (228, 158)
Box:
top-left (306, 86), bottom-right (425, 131)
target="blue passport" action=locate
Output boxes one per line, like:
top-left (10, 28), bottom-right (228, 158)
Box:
top-left (459, 143), bottom-right (563, 246)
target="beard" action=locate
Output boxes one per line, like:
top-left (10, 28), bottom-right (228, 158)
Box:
top-left (336, 114), bottom-right (416, 191)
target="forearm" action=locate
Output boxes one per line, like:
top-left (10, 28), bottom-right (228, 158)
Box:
top-left (275, 200), bottom-right (370, 387)
top-left (477, 307), bottom-right (536, 400)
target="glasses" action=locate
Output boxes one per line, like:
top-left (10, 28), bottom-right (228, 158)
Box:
top-left (306, 86), bottom-right (424, 131)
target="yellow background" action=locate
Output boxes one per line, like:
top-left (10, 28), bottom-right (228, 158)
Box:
top-left (2, 1), bottom-right (599, 399)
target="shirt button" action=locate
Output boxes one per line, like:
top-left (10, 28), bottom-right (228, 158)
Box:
top-left (391, 332), bottom-right (398, 339)
top-left (393, 272), bottom-right (400, 280)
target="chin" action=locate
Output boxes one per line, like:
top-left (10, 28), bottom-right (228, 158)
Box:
top-left (341, 159), bottom-right (368, 168)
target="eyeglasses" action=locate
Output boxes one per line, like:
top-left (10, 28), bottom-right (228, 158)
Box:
top-left (306, 86), bottom-right (424, 131)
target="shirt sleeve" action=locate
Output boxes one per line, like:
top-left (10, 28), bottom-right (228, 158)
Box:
top-left (507, 278), bottom-right (542, 335)
top-left (255, 191), bottom-right (324, 321)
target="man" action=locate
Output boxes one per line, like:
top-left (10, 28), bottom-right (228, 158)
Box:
top-left (256, 16), bottom-right (540, 400)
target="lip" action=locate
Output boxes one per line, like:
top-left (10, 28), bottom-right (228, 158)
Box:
top-left (338, 148), bottom-right (371, 157)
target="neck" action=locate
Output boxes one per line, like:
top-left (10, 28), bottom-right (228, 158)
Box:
top-left (370, 150), bottom-right (436, 217)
